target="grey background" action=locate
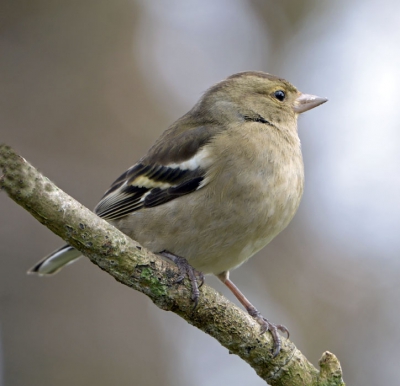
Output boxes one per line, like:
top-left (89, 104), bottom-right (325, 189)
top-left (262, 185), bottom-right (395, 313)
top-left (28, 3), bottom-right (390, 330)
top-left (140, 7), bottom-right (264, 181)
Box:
top-left (1, 1), bottom-right (400, 385)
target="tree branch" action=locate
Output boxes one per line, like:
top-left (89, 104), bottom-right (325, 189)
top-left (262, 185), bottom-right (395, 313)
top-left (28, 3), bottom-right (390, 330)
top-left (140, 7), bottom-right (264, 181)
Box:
top-left (0, 144), bottom-right (345, 386)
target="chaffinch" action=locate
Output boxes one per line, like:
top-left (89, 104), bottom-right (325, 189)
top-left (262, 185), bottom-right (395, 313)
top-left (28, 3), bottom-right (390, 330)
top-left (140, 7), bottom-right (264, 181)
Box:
top-left (29, 71), bottom-right (327, 355)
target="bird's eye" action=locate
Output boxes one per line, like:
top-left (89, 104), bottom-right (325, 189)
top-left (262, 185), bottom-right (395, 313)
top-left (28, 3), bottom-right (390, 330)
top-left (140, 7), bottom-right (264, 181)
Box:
top-left (274, 90), bottom-right (286, 101)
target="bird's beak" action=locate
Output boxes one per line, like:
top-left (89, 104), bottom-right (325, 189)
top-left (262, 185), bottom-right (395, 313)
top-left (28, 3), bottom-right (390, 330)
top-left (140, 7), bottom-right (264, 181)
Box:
top-left (293, 93), bottom-right (328, 114)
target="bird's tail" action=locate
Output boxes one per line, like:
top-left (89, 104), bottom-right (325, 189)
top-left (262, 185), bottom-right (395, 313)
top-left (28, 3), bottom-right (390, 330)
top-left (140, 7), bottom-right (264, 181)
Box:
top-left (28, 245), bottom-right (82, 275)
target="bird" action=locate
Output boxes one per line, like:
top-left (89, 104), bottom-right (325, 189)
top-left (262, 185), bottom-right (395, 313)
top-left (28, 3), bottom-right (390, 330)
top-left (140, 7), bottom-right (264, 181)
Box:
top-left (29, 71), bottom-right (327, 356)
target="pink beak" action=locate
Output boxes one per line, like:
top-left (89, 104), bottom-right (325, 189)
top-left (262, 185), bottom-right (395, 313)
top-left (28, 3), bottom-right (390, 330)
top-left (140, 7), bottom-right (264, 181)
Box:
top-left (293, 93), bottom-right (328, 114)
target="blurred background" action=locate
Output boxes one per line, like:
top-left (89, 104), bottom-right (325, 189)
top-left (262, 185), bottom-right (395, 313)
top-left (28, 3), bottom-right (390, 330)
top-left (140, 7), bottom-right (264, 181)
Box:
top-left (1, 0), bottom-right (400, 385)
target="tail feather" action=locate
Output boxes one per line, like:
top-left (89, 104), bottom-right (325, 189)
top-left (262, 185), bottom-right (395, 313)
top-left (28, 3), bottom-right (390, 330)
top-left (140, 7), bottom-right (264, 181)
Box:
top-left (28, 245), bottom-right (82, 275)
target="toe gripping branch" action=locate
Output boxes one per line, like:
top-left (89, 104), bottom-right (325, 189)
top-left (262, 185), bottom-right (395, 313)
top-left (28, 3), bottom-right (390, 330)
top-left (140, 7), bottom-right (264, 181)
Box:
top-left (246, 305), bottom-right (289, 357)
top-left (160, 251), bottom-right (204, 309)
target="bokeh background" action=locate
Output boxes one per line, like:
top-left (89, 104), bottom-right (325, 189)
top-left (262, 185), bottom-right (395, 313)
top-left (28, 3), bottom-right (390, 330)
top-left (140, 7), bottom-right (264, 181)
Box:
top-left (1, 1), bottom-right (400, 385)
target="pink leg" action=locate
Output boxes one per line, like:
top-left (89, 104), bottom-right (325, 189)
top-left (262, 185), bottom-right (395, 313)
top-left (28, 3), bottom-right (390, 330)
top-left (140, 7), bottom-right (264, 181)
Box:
top-left (218, 271), bottom-right (289, 357)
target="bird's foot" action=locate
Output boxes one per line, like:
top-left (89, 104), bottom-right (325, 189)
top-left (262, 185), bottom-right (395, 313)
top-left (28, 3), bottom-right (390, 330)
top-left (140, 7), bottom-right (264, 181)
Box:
top-left (247, 306), bottom-right (289, 357)
top-left (219, 275), bottom-right (289, 357)
top-left (160, 250), bottom-right (204, 309)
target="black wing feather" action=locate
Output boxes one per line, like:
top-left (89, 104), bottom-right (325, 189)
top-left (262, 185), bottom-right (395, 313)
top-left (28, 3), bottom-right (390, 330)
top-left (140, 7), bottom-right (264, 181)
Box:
top-left (94, 122), bottom-right (220, 221)
top-left (144, 176), bottom-right (203, 208)
top-left (94, 163), bottom-right (205, 220)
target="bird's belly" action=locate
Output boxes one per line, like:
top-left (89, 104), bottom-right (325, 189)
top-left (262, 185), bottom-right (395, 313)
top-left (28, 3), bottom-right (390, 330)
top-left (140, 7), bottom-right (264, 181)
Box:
top-left (115, 145), bottom-right (303, 275)
top-left (116, 170), bottom-right (302, 275)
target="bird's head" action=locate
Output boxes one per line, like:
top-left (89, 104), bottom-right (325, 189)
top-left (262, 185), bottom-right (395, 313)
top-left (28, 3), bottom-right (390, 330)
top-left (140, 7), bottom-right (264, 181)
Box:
top-left (198, 71), bottom-right (327, 131)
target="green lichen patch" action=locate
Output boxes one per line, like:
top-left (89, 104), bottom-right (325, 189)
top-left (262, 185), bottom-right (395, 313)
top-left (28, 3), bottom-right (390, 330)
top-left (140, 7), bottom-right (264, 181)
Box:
top-left (140, 267), bottom-right (167, 297)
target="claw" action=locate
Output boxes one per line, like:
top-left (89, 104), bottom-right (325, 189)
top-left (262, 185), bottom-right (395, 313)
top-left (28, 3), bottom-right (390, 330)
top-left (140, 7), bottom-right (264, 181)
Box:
top-left (247, 307), bottom-right (288, 357)
top-left (265, 321), bottom-right (283, 358)
top-left (175, 274), bottom-right (185, 284)
top-left (254, 317), bottom-right (286, 357)
top-left (160, 250), bottom-right (204, 310)
top-left (197, 271), bottom-right (205, 288)
top-left (276, 324), bottom-right (290, 339)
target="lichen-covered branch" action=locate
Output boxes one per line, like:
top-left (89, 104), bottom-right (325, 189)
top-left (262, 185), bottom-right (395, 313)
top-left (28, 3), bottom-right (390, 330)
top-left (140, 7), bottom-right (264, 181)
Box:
top-left (0, 144), bottom-right (345, 386)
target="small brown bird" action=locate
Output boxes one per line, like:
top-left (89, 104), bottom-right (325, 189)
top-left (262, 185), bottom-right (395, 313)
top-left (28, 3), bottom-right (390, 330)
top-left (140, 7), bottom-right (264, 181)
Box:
top-left (29, 71), bottom-right (327, 356)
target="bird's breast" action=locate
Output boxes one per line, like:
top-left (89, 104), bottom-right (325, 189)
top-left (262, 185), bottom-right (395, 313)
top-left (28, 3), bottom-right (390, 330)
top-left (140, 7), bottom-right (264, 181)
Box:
top-left (207, 125), bottom-right (304, 263)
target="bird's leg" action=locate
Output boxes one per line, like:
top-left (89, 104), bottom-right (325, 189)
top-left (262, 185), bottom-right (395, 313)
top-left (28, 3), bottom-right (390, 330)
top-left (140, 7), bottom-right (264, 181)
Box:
top-left (217, 271), bottom-right (289, 357)
top-left (160, 251), bottom-right (204, 309)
